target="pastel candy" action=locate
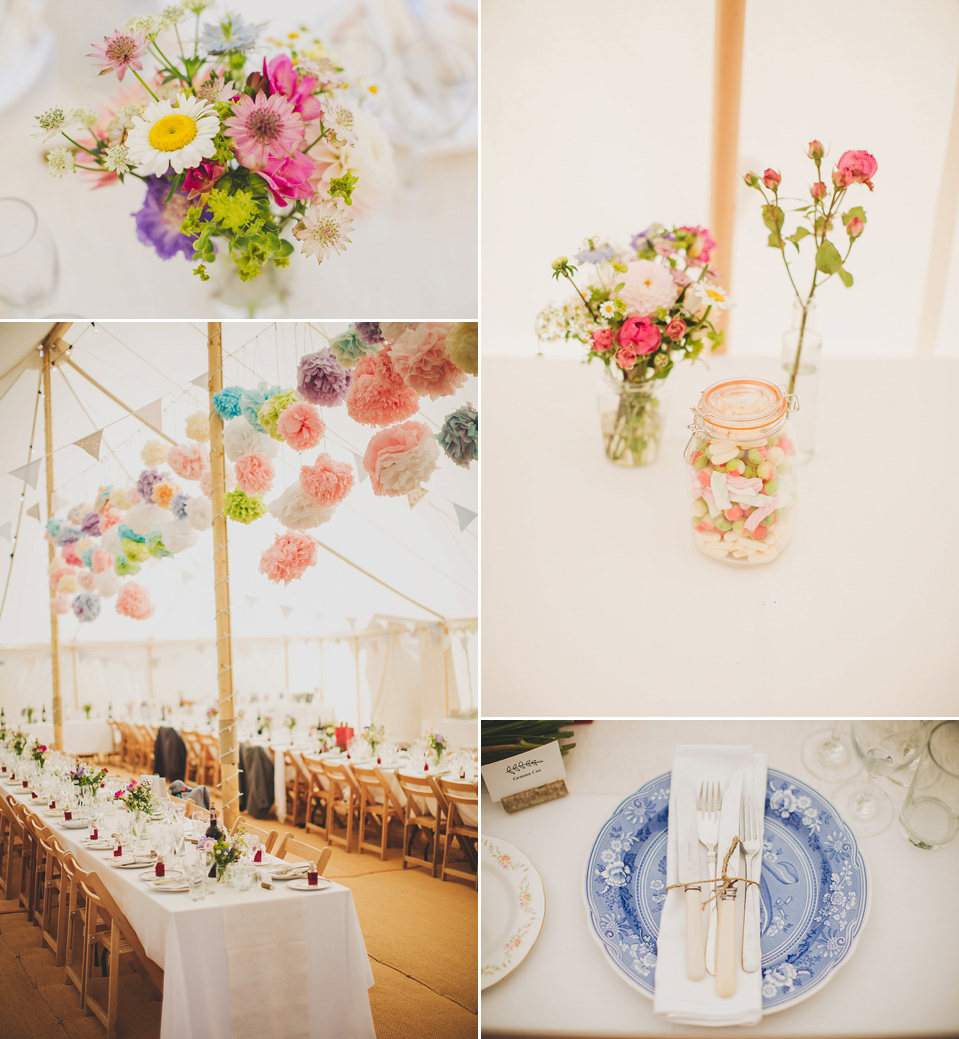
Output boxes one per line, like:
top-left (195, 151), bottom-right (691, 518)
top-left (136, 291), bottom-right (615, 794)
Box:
top-left (744, 503), bottom-right (776, 532)
top-left (710, 470), bottom-right (732, 511)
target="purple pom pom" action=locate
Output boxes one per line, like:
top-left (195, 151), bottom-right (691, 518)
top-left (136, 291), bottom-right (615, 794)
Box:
top-left (81, 511), bottom-right (102, 537)
top-left (136, 468), bottom-right (163, 502)
top-left (297, 349), bottom-right (351, 407)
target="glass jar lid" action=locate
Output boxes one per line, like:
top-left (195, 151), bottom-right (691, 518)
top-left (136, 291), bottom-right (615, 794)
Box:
top-left (693, 378), bottom-right (796, 440)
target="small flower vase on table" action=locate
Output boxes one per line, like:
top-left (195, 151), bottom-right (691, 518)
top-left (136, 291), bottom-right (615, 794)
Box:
top-left (599, 367), bottom-right (665, 467)
top-left (781, 301), bottom-right (822, 466)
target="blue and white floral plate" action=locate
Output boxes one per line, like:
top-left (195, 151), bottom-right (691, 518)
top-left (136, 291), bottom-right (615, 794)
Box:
top-left (583, 768), bottom-right (869, 1013)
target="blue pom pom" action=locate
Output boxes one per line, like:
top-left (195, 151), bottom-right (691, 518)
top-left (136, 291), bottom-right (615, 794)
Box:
top-left (118, 524), bottom-right (145, 544)
top-left (240, 382), bottom-right (283, 433)
top-left (46, 518), bottom-right (63, 539)
top-left (213, 385), bottom-right (244, 420)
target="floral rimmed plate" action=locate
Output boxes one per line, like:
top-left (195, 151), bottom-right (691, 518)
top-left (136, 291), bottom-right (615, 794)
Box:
top-left (583, 768), bottom-right (869, 1013)
top-left (481, 836), bottom-right (545, 991)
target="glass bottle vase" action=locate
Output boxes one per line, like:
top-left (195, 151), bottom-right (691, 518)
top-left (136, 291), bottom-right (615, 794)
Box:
top-left (780, 300), bottom-right (821, 465)
top-left (598, 368), bottom-right (665, 467)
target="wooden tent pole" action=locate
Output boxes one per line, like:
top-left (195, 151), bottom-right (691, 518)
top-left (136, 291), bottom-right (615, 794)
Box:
top-left (207, 322), bottom-right (240, 830)
top-left (41, 322), bottom-right (72, 752)
top-left (709, 0), bottom-right (746, 352)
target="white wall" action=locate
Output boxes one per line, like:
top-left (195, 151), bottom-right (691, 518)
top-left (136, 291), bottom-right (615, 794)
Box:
top-left (482, 0), bottom-right (959, 358)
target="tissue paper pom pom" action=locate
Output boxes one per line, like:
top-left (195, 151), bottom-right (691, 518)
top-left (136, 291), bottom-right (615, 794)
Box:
top-left (259, 531), bottom-right (318, 584)
top-left (297, 348), bottom-right (351, 406)
top-left (161, 518), bottom-right (198, 553)
top-left (79, 548), bottom-right (94, 570)
top-left (45, 518), bottom-right (63, 539)
top-left (78, 571), bottom-right (95, 592)
top-left (223, 416), bottom-right (278, 462)
top-left (213, 386), bottom-right (244, 420)
top-left (68, 503), bottom-right (91, 524)
top-left (185, 495), bottom-right (213, 531)
top-left (62, 543), bottom-right (82, 567)
top-left (364, 421), bottom-right (440, 497)
top-left (258, 390), bottom-right (299, 440)
top-left (268, 483), bottom-right (334, 530)
top-left (72, 592), bottom-right (100, 622)
top-left (146, 530), bottom-right (171, 558)
top-left (136, 468), bottom-right (164, 502)
top-left (224, 488), bottom-right (267, 524)
top-left (141, 439), bottom-right (168, 467)
top-left (75, 537), bottom-right (94, 555)
top-left (276, 401), bottom-right (325, 451)
top-left (109, 486), bottom-right (139, 510)
top-left (114, 555), bottom-right (141, 577)
top-left (346, 346), bottom-right (419, 427)
top-left (299, 454), bottom-right (354, 506)
top-left (56, 526), bottom-right (81, 547)
top-left (391, 323), bottom-right (464, 399)
top-left (438, 404), bottom-right (478, 468)
top-left (199, 466), bottom-right (235, 497)
top-left (121, 539), bottom-right (150, 563)
top-left (152, 481), bottom-right (178, 509)
top-left (92, 548), bottom-right (113, 573)
top-left (168, 442), bottom-right (208, 480)
top-left (235, 453), bottom-right (275, 495)
top-left (80, 511), bottom-right (102, 537)
top-left (57, 573), bottom-right (80, 596)
top-left (48, 555), bottom-right (65, 574)
top-left (100, 526), bottom-right (123, 556)
top-left (125, 503), bottom-right (168, 536)
top-left (379, 322), bottom-right (414, 344)
top-left (49, 566), bottom-right (75, 590)
top-left (240, 382), bottom-right (283, 432)
top-left (355, 322), bottom-right (384, 345)
top-left (50, 597), bottom-right (70, 616)
top-left (100, 507), bottom-right (123, 531)
top-left (184, 411), bottom-right (211, 442)
top-left (330, 327), bottom-right (378, 369)
top-left (445, 322), bottom-right (478, 377)
top-left (117, 524), bottom-right (145, 544)
top-left (116, 582), bottom-right (154, 620)
top-left (171, 493), bottom-right (190, 519)
top-left (94, 570), bottom-right (120, 598)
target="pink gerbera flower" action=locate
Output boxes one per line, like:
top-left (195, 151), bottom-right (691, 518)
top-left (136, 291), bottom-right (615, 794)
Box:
top-left (224, 92), bottom-right (304, 170)
top-left (89, 30), bottom-right (148, 81)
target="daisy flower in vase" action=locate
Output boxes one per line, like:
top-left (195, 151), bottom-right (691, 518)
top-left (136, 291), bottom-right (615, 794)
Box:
top-left (126, 93), bottom-right (219, 176)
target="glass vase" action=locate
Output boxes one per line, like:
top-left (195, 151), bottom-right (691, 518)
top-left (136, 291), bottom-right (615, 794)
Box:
top-left (208, 258), bottom-right (293, 318)
top-left (780, 300), bottom-right (821, 465)
top-left (598, 368), bottom-right (665, 467)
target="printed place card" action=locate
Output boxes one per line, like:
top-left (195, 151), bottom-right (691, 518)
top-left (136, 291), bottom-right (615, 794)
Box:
top-left (482, 741), bottom-right (568, 811)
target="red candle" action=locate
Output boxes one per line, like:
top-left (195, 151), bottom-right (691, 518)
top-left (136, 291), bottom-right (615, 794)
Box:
top-left (155, 860), bottom-right (165, 878)
top-left (31, 792), bottom-right (37, 799)
top-left (423, 762), bottom-right (429, 772)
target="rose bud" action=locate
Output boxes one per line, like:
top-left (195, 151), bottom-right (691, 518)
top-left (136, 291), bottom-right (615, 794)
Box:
top-left (762, 169), bottom-right (781, 189)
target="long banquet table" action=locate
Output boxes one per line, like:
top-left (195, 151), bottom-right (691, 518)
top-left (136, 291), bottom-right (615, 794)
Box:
top-left (11, 789), bottom-right (376, 1039)
top-left (481, 719), bottom-right (959, 1038)
top-left (22, 720), bottom-right (114, 756)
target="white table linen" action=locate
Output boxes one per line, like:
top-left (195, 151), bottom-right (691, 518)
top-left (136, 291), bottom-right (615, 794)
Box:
top-left (23, 720), bottom-right (113, 755)
top-left (481, 720), bottom-right (959, 1038)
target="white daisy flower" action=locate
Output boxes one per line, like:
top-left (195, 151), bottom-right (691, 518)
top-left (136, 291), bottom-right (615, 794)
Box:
top-left (293, 200), bottom-right (354, 262)
top-left (685, 280), bottom-right (731, 314)
top-left (126, 93), bottom-right (219, 177)
top-left (599, 301), bottom-right (616, 317)
top-left (46, 147), bottom-right (76, 177)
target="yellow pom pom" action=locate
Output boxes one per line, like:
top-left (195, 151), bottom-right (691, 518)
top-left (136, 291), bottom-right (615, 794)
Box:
top-left (445, 322), bottom-right (478, 377)
top-left (185, 411), bottom-right (211, 442)
top-left (141, 439), bottom-right (169, 467)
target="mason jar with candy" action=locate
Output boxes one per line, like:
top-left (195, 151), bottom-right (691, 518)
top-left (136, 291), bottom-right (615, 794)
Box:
top-left (685, 378), bottom-right (799, 564)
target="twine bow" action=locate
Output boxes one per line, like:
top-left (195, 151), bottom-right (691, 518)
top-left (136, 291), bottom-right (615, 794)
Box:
top-left (665, 836), bottom-right (759, 906)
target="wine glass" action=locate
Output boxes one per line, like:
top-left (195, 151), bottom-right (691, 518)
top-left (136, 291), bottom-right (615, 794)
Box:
top-left (0, 198), bottom-right (59, 315)
top-left (835, 721), bottom-right (928, 836)
top-left (801, 722), bottom-right (861, 782)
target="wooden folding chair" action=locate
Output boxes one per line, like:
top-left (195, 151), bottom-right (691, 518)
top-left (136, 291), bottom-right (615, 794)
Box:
top-left (117, 723), bottom-right (136, 769)
top-left (105, 721), bottom-right (123, 767)
top-left (37, 830), bottom-right (67, 961)
top-left (0, 794), bottom-right (29, 913)
top-left (197, 734), bottom-right (221, 789)
top-left (181, 731), bottom-right (203, 785)
top-left (79, 871), bottom-right (163, 1038)
top-left (397, 773), bottom-right (447, 878)
top-left (301, 754), bottom-right (331, 839)
top-left (183, 801), bottom-right (211, 826)
top-left (351, 764), bottom-right (405, 860)
top-left (284, 750), bottom-right (311, 828)
top-left (15, 804), bottom-right (40, 920)
top-left (439, 778), bottom-right (478, 890)
top-left (230, 817), bottom-right (278, 854)
top-left (274, 833), bottom-right (333, 876)
top-left (320, 761), bottom-right (360, 852)
top-left (61, 853), bottom-right (92, 1006)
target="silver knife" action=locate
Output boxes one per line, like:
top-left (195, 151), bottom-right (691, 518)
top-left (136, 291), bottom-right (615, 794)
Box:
top-left (713, 769), bottom-right (743, 996)
top-left (677, 783), bottom-right (705, 981)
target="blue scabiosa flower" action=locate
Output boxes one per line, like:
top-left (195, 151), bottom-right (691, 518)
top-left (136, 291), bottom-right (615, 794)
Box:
top-left (199, 15), bottom-right (264, 55)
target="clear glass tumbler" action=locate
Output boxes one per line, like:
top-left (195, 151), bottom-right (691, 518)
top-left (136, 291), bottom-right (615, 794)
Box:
top-left (899, 720), bottom-right (959, 850)
top-left (0, 198), bottom-right (59, 314)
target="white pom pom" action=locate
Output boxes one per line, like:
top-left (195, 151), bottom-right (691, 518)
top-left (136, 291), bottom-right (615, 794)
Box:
top-left (100, 526), bottom-right (123, 556)
top-left (74, 537), bottom-right (94, 555)
top-left (268, 483), bottom-right (334, 530)
top-left (185, 495), bottom-right (213, 531)
top-left (141, 439), bottom-right (168, 467)
top-left (185, 411), bottom-right (211, 442)
top-left (67, 503), bottom-right (91, 524)
top-left (94, 570), bottom-right (121, 598)
top-left (125, 503), bottom-right (168, 536)
top-left (380, 322), bottom-right (414, 344)
top-left (222, 416), bottom-right (279, 463)
top-left (160, 517), bottom-right (198, 553)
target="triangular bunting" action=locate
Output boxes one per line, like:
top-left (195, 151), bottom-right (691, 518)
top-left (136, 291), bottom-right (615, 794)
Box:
top-left (353, 453), bottom-right (368, 483)
top-left (26, 504), bottom-right (40, 521)
top-left (346, 617), bottom-right (357, 629)
top-left (280, 606), bottom-right (293, 619)
top-left (407, 486), bottom-right (428, 508)
top-left (52, 493), bottom-right (68, 512)
top-left (453, 504), bottom-right (478, 531)
top-left (191, 373), bottom-right (209, 389)
top-left (246, 595), bottom-right (258, 608)
top-left (181, 572), bottom-right (195, 584)
top-left (134, 398), bottom-right (164, 431)
top-left (0, 522), bottom-right (10, 541)
top-left (9, 458), bottom-right (42, 489)
top-left (74, 430), bottom-right (102, 459)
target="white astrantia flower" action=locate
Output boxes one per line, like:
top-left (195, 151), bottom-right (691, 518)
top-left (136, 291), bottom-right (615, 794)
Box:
top-left (46, 147), bottom-right (76, 177)
top-left (103, 144), bottom-right (133, 174)
top-left (117, 103), bottom-right (143, 129)
top-left (70, 105), bottom-right (99, 130)
top-left (34, 106), bottom-right (70, 141)
top-left (125, 14), bottom-right (166, 38)
top-left (126, 93), bottom-right (219, 177)
top-left (293, 200), bottom-right (354, 263)
top-left (617, 259), bottom-right (679, 316)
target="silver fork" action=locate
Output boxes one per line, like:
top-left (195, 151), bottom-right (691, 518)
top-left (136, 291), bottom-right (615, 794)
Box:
top-left (740, 795), bottom-right (763, 973)
top-left (696, 780), bottom-right (721, 975)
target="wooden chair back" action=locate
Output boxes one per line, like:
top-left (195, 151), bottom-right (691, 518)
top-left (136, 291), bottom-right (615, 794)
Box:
top-left (320, 761), bottom-right (360, 851)
top-left (184, 801), bottom-right (211, 826)
top-left (438, 778), bottom-right (478, 889)
top-left (300, 753), bottom-right (331, 837)
top-left (60, 852), bottom-right (91, 1002)
top-left (285, 750), bottom-right (312, 828)
top-left (275, 833), bottom-right (333, 876)
top-left (351, 764), bottom-right (404, 860)
top-left (397, 772), bottom-right (446, 877)
top-left (230, 817), bottom-right (278, 854)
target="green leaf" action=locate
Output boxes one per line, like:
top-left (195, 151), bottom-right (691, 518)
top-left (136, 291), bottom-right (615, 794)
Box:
top-left (815, 240), bottom-right (842, 274)
top-left (767, 232), bottom-right (784, 249)
top-left (842, 205), bottom-right (866, 225)
top-left (838, 267), bottom-right (853, 287)
top-left (791, 227), bottom-right (811, 242)
top-left (762, 204), bottom-right (785, 233)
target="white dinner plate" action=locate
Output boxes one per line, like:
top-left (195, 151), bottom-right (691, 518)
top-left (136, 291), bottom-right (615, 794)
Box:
top-left (265, 864), bottom-right (309, 880)
top-left (139, 868), bottom-right (184, 882)
top-left (111, 857), bottom-right (157, 869)
top-left (60, 819), bottom-right (88, 829)
top-left (288, 878), bottom-right (331, 891)
top-left (481, 835), bottom-right (545, 990)
top-left (148, 879), bottom-right (190, 892)
top-left (83, 840), bottom-right (114, 850)
top-left (41, 809), bottom-right (63, 817)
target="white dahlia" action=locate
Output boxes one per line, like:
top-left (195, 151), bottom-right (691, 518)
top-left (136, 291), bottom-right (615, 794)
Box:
top-left (126, 92), bottom-right (219, 177)
top-left (617, 260), bottom-right (680, 316)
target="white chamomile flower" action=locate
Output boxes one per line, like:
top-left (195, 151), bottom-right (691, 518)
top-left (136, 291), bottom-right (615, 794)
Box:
top-left (126, 93), bottom-right (219, 177)
top-left (46, 147), bottom-right (76, 177)
top-left (599, 301), bottom-right (616, 318)
top-left (103, 144), bottom-right (133, 174)
top-left (685, 280), bottom-right (731, 314)
top-left (34, 106), bottom-right (70, 142)
top-left (293, 200), bottom-right (354, 262)
top-left (70, 105), bottom-right (99, 130)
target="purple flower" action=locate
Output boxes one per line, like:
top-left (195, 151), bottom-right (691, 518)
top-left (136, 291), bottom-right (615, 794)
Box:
top-left (81, 510), bottom-right (101, 537)
top-left (132, 176), bottom-right (199, 261)
top-left (171, 493), bottom-right (190, 519)
top-left (297, 348), bottom-right (351, 407)
top-left (354, 323), bottom-right (384, 345)
top-left (136, 468), bottom-right (163, 502)
top-left (574, 244), bottom-right (614, 264)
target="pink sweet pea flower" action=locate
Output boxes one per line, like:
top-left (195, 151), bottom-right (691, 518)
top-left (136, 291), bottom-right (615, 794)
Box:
top-left (263, 54), bottom-right (322, 123)
top-left (811, 180), bottom-right (827, 199)
top-left (664, 318), bottom-right (687, 340)
top-left (615, 346), bottom-right (638, 371)
top-left (617, 316), bottom-right (662, 355)
top-left (184, 161), bottom-right (227, 198)
top-left (591, 327), bottom-right (614, 353)
top-left (256, 151), bottom-right (318, 206)
top-left (835, 150), bottom-right (877, 190)
top-left (762, 168), bottom-right (781, 189)
top-left (845, 215), bottom-right (864, 238)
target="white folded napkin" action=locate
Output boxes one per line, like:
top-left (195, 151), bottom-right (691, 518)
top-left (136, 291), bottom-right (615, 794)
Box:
top-left (653, 745), bottom-right (767, 1027)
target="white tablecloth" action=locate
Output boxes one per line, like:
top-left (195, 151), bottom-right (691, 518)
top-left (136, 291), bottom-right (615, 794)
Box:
top-left (16, 796), bottom-right (375, 1039)
top-left (482, 355), bottom-right (959, 715)
top-left (481, 720), bottom-right (959, 1037)
top-left (23, 720), bottom-right (113, 755)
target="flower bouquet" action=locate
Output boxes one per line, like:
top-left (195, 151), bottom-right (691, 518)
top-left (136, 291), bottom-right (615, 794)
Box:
top-left (316, 722), bottom-right (336, 751)
top-left (30, 740), bottom-right (48, 768)
top-left (362, 722), bottom-right (385, 757)
top-left (285, 714), bottom-right (297, 733)
top-left (70, 763), bottom-right (109, 791)
top-left (425, 730), bottom-right (446, 764)
top-left (36, 2), bottom-right (391, 302)
top-left (10, 730), bottom-right (28, 757)
top-left (114, 778), bottom-right (158, 814)
top-left (539, 227), bottom-right (727, 466)
top-left (198, 825), bottom-right (244, 880)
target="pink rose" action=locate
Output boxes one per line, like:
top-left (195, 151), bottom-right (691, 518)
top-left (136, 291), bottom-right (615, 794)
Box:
top-left (845, 215), bottom-right (864, 238)
top-left (256, 151), bottom-right (317, 206)
top-left (811, 181), bottom-right (827, 199)
top-left (617, 316), bottom-right (661, 355)
top-left (762, 168), bottom-right (781, 189)
top-left (591, 328), bottom-right (614, 353)
top-left (836, 150), bottom-right (877, 190)
top-left (664, 318), bottom-right (687, 340)
top-left (807, 140), bottom-right (824, 161)
top-left (832, 167), bottom-right (853, 188)
top-left (678, 226), bottom-right (716, 266)
top-left (183, 161), bottom-right (226, 198)
top-left (615, 347), bottom-right (638, 371)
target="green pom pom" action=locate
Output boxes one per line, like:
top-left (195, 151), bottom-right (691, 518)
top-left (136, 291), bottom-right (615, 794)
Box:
top-left (224, 488), bottom-right (267, 524)
top-left (114, 554), bottom-right (141, 577)
top-left (330, 328), bottom-right (377, 369)
top-left (147, 531), bottom-right (171, 559)
top-left (121, 538), bottom-right (150, 563)
top-left (257, 389), bottom-right (298, 441)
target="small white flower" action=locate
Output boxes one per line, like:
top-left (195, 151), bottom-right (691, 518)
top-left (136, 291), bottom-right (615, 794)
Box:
top-left (685, 279), bottom-right (731, 314)
top-left (599, 301), bottom-right (615, 317)
top-left (125, 14), bottom-right (165, 37)
top-left (34, 106), bottom-right (70, 142)
top-left (184, 0), bottom-right (214, 11)
top-left (103, 144), bottom-right (133, 174)
top-left (69, 105), bottom-right (99, 130)
top-left (117, 103), bottom-right (143, 129)
top-left (162, 4), bottom-right (186, 22)
top-left (293, 200), bottom-right (354, 262)
top-left (46, 147), bottom-right (76, 177)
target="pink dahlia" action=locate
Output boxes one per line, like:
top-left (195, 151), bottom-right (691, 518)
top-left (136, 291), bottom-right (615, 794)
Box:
top-left (346, 347), bottom-right (420, 427)
top-left (299, 454), bottom-right (354, 507)
top-left (257, 151), bottom-right (317, 206)
top-left (263, 54), bottom-right (322, 122)
top-left (258, 531), bottom-right (318, 585)
top-left (390, 323), bottom-right (466, 400)
top-left (224, 92), bottom-right (304, 170)
top-left (89, 30), bottom-right (147, 81)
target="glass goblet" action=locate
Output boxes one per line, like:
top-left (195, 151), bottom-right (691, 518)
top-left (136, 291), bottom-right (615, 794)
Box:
top-left (0, 198), bottom-right (59, 315)
top-left (801, 722), bottom-right (861, 782)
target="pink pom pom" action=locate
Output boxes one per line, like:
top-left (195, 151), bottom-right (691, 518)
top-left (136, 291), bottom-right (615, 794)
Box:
top-left (168, 442), bottom-right (208, 481)
top-left (299, 454), bottom-right (354, 507)
top-left (276, 401), bottom-right (325, 452)
top-left (346, 346), bottom-right (420, 427)
top-left (235, 453), bottom-right (275, 495)
top-left (199, 466), bottom-right (212, 496)
top-left (50, 597), bottom-right (69, 616)
top-left (100, 507), bottom-right (123, 531)
top-left (258, 531), bottom-right (318, 584)
top-left (390, 323), bottom-right (465, 399)
top-left (78, 571), bottom-right (95, 591)
top-left (363, 420), bottom-right (440, 497)
top-left (91, 548), bottom-right (113, 573)
top-left (49, 566), bottom-right (75, 591)
top-left (115, 582), bottom-right (154, 620)
top-left (62, 543), bottom-right (82, 567)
